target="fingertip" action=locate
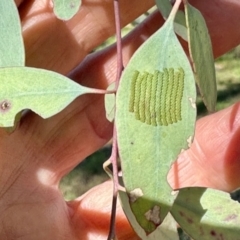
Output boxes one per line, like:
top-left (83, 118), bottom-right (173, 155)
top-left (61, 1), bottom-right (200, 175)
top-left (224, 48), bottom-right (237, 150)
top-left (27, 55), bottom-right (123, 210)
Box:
top-left (15, 0), bottom-right (24, 7)
top-left (168, 103), bottom-right (240, 192)
top-left (69, 181), bottom-right (138, 240)
top-left (222, 103), bottom-right (240, 191)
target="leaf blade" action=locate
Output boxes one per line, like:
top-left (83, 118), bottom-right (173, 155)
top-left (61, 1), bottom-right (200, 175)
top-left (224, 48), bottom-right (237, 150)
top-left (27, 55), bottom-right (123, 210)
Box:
top-left (171, 187), bottom-right (240, 240)
top-left (185, 3), bottom-right (217, 112)
top-left (119, 190), bottom-right (179, 240)
top-left (0, 0), bottom-right (25, 67)
top-left (0, 67), bottom-right (101, 127)
top-left (116, 4), bottom-right (196, 234)
top-left (53, 0), bottom-right (82, 20)
top-left (104, 82), bottom-right (116, 123)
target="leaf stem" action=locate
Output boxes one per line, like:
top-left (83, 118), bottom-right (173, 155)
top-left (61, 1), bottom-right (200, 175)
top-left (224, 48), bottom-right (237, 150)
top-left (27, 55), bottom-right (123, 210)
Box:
top-left (114, 0), bottom-right (124, 89)
top-left (91, 89), bottom-right (116, 94)
top-left (168, 0), bottom-right (182, 21)
top-left (107, 0), bottom-right (124, 239)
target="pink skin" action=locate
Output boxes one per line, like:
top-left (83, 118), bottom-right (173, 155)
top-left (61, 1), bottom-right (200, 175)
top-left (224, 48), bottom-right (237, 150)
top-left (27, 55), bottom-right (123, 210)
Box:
top-left (1, 0), bottom-right (240, 239)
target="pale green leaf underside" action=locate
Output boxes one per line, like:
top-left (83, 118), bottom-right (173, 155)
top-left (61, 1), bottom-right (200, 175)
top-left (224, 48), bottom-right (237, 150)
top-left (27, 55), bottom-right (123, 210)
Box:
top-left (116, 7), bottom-right (196, 234)
top-left (171, 187), bottom-right (240, 240)
top-left (119, 190), bottom-right (179, 240)
top-left (53, 0), bottom-right (82, 20)
top-left (104, 82), bottom-right (116, 123)
top-left (0, 0), bottom-right (25, 67)
top-left (155, 0), bottom-right (188, 41)
top-left (0, 67), bottom-right (101, 127)
top-left (185, 3), bottom-right (217, 112)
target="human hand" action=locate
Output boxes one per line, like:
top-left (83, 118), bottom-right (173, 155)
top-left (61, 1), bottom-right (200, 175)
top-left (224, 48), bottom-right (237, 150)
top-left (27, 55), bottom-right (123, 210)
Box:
top-left (1, 0), bottom-right (240, 239)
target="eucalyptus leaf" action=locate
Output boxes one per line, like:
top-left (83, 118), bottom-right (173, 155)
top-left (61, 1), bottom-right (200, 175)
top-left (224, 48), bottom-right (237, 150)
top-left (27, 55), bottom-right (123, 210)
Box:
top-left (184, 3), bottom-right (217, 112)
top-left (116, 0), bottom-right (196, 234)
top-left (0, 67), bottom-right (105, 127)
top-left (4, 112), bottom-right (22, 133)
top-left (0, 0), bottom-right (25, 67)
top-left (119, 190), bottom-right (179, 240)
top-left (53, 0), bottom-right (82, 20)
top-left (104, 82), bottom-right (116, 123)
top-left (155, 0), bottom-right (188, 41)
top-left (171, 187), bottom-right (240, 240)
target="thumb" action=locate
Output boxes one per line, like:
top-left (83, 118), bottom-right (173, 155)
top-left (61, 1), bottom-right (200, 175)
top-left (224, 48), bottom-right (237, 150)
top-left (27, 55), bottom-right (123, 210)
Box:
top-left (168, 102), bottom-right (240, 192)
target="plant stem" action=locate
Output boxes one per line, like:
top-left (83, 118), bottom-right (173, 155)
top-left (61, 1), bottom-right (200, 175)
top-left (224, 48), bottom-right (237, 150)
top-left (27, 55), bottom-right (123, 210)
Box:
top-left (169, 0), bottom-right (182, 20)
top-left (107, 0), bottom-right (124, 239)
top-left (92, 89), bottom-right (116, 94)
top-left (114, 0), bottom-right (124, 90)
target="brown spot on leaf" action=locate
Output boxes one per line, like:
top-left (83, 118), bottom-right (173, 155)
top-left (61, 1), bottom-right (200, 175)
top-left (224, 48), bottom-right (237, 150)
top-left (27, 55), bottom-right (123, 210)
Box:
top-left (179, 211), bottom-right (184, 217)
top-left (199, 226), bottom-right (205, 236)
top-left (179, 211), bottom-right (194, 224)
top-left (187, 218), bottom-right (193, 224)
top-left (0, 100), bottom-right (11, 112)
top-left (210, 230), bottom-right (216, 236)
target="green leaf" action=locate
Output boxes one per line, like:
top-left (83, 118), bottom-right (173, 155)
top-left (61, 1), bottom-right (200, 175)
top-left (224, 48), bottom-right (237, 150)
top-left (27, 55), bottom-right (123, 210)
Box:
top-left (171, 187), bottom-right (240, 240)
top-left (184, 3), bottom-right (217, 112)
top-left (0, 67), bottom-right (104, 127)
top-left (119, 190), bottom-right (179, 240)
top-left (116, 1), bottom-right (196, 234)
top-left (155, 0), bottom-right (188, 41)
top-left (104, 82), bottom-right (116, 123)
top-left (155, 0), bottom-right (172, 20)
top-left (53, 0), bottom-right (82, 20)
top-left (4, 112), bottom-right (22, 133)
top-left (0, 0), bottom-right (25, 67)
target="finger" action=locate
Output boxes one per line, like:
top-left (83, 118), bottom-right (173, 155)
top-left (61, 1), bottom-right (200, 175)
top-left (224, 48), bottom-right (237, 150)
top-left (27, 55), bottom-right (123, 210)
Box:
top-left (71, 105), bottom-right (240, 238)
top-left (19, 0), bottom-right (154, 74)
top-left (18, 0), bottom-right (240, 75)
top-left (168, 102), bottom-right (240, 192)
top-left (0, 12), bottom-right (164, 184)
top-left (58, 0), bottom-right (240, 177)
top-left (5, 0), bottom-right (240, 182)
top-left (19, 0), bottom-right (240, 76)
top-left (3, 1), bottom-right (240, 182)
top-left (68, 181), bottom-right (141, 240)
top-left (15, 0), bottom-right (24, 7)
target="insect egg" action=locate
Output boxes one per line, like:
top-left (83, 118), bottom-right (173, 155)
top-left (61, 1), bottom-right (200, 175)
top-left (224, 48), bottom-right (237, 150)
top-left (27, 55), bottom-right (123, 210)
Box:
top-left (129, 68), bottom-right (185, 126)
